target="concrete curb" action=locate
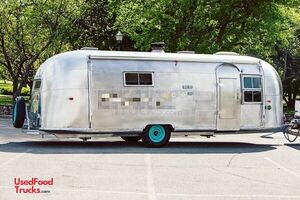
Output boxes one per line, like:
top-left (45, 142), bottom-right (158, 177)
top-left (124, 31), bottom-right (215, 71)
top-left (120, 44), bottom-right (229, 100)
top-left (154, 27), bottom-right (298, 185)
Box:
top-left (0, 115), bottom-right (12, 118)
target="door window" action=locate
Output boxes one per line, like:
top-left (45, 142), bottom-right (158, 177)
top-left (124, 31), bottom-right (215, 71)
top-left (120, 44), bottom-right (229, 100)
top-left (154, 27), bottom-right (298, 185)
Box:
top-left (242, 76), bottom-right (262, 103)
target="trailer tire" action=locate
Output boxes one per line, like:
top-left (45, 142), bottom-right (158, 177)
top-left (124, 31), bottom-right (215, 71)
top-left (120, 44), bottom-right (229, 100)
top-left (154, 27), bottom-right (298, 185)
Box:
top-left (121, 136), bottom-right (141, 142)
top-left (12, 97), bottom-right (26, 128)
top-left (142, 125), bottom-right (170, 147)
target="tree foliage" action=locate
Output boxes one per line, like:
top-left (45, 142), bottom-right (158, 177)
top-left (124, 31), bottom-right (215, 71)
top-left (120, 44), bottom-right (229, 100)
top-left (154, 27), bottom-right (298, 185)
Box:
top-left (111, 0), bottom-right (283, 56)
top-left (0, 0), bottom-right (299, 108)
top-left (111, 0), bottom-right (300, 107)
top-left (0, 0), bottom-right (80, 100)
top-left (272, 3), bottom-right (300, 107)
top-left (67, 0), bottom-right (116, 50)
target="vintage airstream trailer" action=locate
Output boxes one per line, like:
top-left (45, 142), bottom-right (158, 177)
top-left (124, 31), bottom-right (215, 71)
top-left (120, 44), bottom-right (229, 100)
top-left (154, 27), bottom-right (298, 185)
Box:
top-left (12, 48), bottom-right (283, 147)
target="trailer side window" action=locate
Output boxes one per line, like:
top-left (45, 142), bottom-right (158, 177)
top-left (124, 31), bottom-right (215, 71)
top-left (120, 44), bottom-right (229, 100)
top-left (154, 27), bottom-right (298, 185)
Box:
top-left (139, 73), bottom-right (152, 85)
top-left (125, 73), bottom-right (139, 85)
top-left (243, 76), bottom-right (262, 103)
top-left (124, 72), bottom-right (153, 86)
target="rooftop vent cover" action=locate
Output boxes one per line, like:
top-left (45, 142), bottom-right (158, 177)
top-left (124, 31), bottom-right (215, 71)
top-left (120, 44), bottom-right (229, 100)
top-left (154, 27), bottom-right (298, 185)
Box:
top-left (177, 51), bottom-right (195, 54)
top-left (80, 47), bottom-right (98, 50)
top-left (214, 51), bottom-right (239, 56)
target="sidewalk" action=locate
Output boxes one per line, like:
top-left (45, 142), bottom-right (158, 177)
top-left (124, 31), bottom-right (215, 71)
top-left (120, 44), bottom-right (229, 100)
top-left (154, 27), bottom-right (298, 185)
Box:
top-left (0, 115), bottom-right (12, 118)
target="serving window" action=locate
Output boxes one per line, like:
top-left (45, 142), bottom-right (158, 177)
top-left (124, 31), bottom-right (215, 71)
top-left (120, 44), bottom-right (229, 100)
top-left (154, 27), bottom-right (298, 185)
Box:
top-left (242, 76), bottom-right (262, 103)
top-left (124, 72), bottom-right (153, 86)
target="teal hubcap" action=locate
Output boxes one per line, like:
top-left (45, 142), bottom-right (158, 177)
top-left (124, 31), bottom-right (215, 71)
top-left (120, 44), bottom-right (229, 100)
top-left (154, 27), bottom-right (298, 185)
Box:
top-left (149, 125), bottom-right (165, 143)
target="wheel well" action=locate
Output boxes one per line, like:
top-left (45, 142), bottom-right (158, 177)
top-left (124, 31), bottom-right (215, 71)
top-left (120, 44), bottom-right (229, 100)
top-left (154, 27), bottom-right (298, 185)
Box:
top-left (144, 124), bottom-right (174, 132)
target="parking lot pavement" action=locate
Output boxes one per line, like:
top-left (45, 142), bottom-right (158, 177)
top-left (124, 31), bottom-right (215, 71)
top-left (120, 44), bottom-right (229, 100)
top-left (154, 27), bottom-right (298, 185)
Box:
top-left (1, 118), bottom-right (300, 200)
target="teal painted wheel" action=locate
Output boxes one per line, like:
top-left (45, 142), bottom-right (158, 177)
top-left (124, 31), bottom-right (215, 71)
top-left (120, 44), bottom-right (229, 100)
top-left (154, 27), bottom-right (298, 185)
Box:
top-left (141, 125), bottom-right (171, 147)
top-left (149, 125), bottom-right (165, 143)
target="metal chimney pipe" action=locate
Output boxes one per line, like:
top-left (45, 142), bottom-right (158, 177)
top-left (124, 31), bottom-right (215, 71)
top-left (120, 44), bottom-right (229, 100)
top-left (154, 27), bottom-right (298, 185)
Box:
top-left (151, 42), bottom-right (165, 53)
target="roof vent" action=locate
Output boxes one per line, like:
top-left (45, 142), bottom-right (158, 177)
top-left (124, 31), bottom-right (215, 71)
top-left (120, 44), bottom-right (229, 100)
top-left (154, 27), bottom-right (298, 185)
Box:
top-left (80, 47), bottom-right (98, 50)
top-left (214, 51), bottom-right (239, 56)
top-left (177, 51), bottom-right (195, 54)
top-left (151, 42), bottom-right (165, 53)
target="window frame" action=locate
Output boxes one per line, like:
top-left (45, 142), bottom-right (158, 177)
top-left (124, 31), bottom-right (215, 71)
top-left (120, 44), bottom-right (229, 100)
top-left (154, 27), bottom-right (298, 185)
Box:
top-left (123, 71), bottom-right (154, 87)
top-left (242, 75), bottom-right (263, 104)
top-left (32, 79), bottom-right (42, 91)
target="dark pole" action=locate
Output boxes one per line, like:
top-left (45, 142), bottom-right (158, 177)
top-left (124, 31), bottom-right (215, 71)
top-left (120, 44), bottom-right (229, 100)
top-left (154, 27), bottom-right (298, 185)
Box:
top-left (116, 31), bottom-right (123, 51)
top-left (117, 41), bottom-right (121, 51)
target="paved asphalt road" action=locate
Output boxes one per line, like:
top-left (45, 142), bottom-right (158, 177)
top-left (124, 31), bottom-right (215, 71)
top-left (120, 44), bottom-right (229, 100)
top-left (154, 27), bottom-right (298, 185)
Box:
top-left (0, 118), bottom-right (300, 200)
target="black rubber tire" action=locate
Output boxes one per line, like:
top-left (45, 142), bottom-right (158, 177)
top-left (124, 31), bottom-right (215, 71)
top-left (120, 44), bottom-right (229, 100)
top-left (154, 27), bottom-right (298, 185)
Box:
top-left (121, 136), bottom-right (141, 142)
top-left (12, 97), bottom-right (26, 128)
top-left (141, 125), bottom-right (171, 147)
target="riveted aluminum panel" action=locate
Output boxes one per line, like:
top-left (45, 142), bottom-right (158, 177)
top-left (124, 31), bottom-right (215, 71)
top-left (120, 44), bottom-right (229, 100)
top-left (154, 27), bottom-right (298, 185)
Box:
top-left (260, 61), bottom-right (283, 128)
top-left (296, 100), bottom-right (300, 117)
top-left (39, 51), bottom-right (89, 129)
top-left (89, 59), bottom-right (217, 132)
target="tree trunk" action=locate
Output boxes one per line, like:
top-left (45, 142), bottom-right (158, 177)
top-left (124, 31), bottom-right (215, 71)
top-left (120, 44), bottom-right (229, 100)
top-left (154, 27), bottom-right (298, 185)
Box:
top-left (287, 99), bottom-right (295, 109)
top-left (27, 80), bottom-right (33, 100)
top-left (12, 79), bottom-right (20, 103)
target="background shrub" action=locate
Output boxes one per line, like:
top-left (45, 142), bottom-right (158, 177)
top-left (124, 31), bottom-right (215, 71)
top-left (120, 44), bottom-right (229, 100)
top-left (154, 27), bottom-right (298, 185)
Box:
top-left (21, 87), bottom-right (30, 96)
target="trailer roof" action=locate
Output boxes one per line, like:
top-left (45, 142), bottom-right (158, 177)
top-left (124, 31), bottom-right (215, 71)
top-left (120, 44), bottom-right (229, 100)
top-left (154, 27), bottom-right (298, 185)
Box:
top-left (55, 50), bottom-right (261, 65)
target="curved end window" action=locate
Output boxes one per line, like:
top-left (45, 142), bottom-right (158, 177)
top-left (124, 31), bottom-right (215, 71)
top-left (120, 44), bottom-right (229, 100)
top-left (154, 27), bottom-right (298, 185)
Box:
top-left (33, 80), bottom-right (41, 90)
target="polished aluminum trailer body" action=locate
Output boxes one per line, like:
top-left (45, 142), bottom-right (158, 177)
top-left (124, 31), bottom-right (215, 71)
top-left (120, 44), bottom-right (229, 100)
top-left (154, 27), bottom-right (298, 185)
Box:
top-left (29, 50), bottom-right (283, 136)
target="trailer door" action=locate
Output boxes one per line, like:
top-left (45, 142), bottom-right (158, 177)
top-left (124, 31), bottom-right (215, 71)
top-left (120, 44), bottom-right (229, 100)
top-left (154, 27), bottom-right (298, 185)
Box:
top-left (216, 64), bottom-right (241, 131)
